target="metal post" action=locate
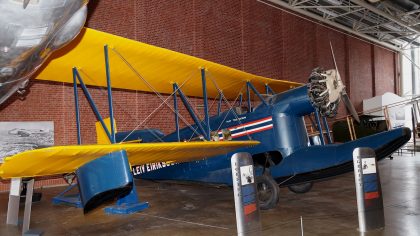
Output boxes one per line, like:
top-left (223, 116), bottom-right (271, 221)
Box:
top-left (246, 82), bottom-right (252, 112)
top-left (6, 178), bottom-right (21, 225)
top-left (174, 83), bottom-right (208, 139)
top-left (353, 148), bottom-right (385, 232)
top-left (73, 68), bottom-right (112, 141)
top-left (412, 107), bottom-right (416, 152)
top-left (239, 93), bottom-right (243, 108)
top-left (22, 179), bottom-right (35, 233)
top-left (104, 45), bottom-right (116, 143)
top-left (72, 68), bottom-right (82, 145)
top-left (173, 84), bottom-right (180, 142)
top-left (248, 82), bottom-right (268, 106)
top-left (314, 109), bottom-right (325, 145)
top-left (322, 116), bottom-right (333, 144)
top-left (231, 153), bottom-right (261, 236)
top-left (300, 216), bottom-right (304, 236)
top-left (201, 68), bottom-right (211, 140)
top-left (411, 49), bottom-right (416, 96)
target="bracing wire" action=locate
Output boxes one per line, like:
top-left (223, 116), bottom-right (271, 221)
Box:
top-left (119, 77), bottom-right (198, 143)
top-left (214, 89), bottom-right (245, 132)
top-left (110, 47), bottom-right (205, 141)
top-left (207, 71), bottom-right (254, 140)
top-left (185, 93), bottom-right (220, 142)
top-left (78, 69), bottom-right (165, 142)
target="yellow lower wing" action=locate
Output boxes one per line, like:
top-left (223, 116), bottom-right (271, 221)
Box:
top-left (0, 141), bottom-right (259, 179)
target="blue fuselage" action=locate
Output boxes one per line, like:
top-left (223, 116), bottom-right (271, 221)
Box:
top-left (128, 85), bottom-right (411, 186)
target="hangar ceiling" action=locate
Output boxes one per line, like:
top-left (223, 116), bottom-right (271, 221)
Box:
top-left (262, 0), bottom-right (420, 51)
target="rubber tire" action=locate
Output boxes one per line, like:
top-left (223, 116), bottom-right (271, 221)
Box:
top-left (256, 174), bottom-right (280, 210)
top-left (288, 182), bottom-right (313, 194)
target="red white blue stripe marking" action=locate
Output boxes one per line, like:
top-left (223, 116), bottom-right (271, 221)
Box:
top-left (218, 117), bottom-right (273, 140)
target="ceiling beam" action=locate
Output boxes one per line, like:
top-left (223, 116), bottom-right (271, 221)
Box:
top-left (260, 0), bottom-right (401, 51)
top-left (349, 0), bottom-right (420, 35)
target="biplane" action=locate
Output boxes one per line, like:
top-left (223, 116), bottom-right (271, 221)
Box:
top-left (0, 28), bottom-right (410, 214)
top-left (0, 27), bottom-right (260, 214)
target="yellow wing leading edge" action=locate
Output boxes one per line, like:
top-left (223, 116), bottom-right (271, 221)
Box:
top-left (35, 28), bottom-right (302, 100)
top-left (0, 141), bottom-right (259, 179)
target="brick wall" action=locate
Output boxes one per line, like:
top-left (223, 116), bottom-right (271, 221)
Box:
top-left (0, 0), bottom-right (398, 190)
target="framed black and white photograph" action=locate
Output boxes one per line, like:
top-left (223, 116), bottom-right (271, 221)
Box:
top-left (0, 121), bottom-right (54, 163)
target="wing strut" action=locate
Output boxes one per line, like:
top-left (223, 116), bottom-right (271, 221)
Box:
top-left (173, 83), bottom-right (209, 140)
top-left (73, 68), bottom-right (82, 144)
top-left (247, 82), bottom-right (268, 107)
top-left (173, 84), bottom-right (181, 142)
top-left (313, 109), bottom-right (326, 145)
top-left (265, 84), bottom-right (275, 95)
top-left (104, 45), bottom-right (116, 143)
top-left (217, 92), bottom-right (223, 116)
top-left (171, 68), bottom-right (213, 141)
top-left (201, 68), bottom-right (211, 140)
top-left (245, 81), bottom-right (269, 112)
top-left (206, 73), bottom-right (255, 141)
top-left (72, 68), bottom-right (113, 142)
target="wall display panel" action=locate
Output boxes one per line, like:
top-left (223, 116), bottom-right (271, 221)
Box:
top-left (0, 121), bottom-right (54, 163)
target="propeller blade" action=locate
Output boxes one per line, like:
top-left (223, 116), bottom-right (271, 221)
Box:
top-left (330, 41), bottom-right (360, 123)
top-left (342, 93), bottom-right (360, 123)
top-left (330, 42), bottom-right (339, 74)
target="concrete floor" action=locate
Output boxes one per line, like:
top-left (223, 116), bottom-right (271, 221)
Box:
top-left (0, 152), bottom-right (419, 236)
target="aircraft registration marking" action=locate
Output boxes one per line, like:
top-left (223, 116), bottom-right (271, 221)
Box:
top-left (132, 162), bottom-right (177, 175)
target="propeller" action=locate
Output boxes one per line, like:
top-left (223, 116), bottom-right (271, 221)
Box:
top-left (307, 43), bottom-right (360, 123)
top-left (329, 42), bottom-right (360, 123)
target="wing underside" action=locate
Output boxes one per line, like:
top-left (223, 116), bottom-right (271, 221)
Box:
top-left (0, 141), bottom-right (259, 179)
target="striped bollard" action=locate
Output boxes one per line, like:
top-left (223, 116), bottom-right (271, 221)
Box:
top-left (231, 152), bottom-right (261, 236)
top-left (353, 147), bottom-right (385, 232)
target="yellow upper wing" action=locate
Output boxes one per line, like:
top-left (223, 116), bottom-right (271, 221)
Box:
top-left (0, 141), bottom-right (259, 179)
top-left (35, 28), bottom-right (301, 100)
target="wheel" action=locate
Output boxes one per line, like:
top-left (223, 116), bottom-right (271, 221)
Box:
top-left (256, 174), bottom-right (279, 210)
top-left (288, 182), bottom-right (313, 194)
